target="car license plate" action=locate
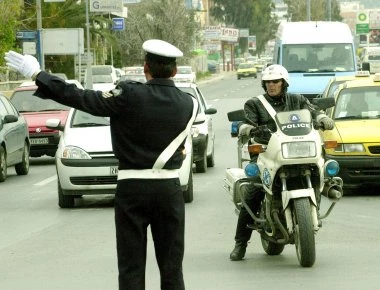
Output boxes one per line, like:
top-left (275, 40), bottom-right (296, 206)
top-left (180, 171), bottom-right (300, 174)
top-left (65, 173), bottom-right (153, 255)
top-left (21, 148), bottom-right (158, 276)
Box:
top-left (31, 138), bottom-right (49, 145)
top-left (110, 167), bottom-right (118, 175)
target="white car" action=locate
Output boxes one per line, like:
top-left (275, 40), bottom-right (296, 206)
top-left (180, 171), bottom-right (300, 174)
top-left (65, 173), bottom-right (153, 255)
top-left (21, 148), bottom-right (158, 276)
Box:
top-left (46, 109), bottom-right (194, 208)
top-left (173, 66), bottom-right (196, 83)
top-left (175, 82), bottom-right (217, 173)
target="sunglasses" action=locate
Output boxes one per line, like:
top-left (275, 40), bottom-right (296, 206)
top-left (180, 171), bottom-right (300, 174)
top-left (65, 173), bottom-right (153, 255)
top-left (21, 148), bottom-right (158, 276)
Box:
top-left (265, 79), bottom-right (282, 84)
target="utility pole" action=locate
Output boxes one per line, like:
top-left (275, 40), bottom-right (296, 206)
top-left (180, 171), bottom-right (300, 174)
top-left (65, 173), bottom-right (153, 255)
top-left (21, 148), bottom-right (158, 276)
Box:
top-left (36, 0), bottom-right (45, 70)
top-left (85, 0), bottom-right (93, 89)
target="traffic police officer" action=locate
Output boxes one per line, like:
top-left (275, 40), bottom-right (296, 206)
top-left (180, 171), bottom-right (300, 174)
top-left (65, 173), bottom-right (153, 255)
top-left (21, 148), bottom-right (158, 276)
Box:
top-left (5, 39), bottom-right (198, 290)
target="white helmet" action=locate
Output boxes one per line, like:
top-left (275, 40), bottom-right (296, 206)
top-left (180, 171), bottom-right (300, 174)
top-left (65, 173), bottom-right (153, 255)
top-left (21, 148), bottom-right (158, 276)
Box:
top-left (262, 64), bottom-right (289, 86)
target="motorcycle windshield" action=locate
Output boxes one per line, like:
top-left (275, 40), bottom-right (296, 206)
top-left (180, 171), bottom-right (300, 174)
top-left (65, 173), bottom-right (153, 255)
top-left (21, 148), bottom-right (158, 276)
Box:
top-left (275, 109), bottom-right (312, 136)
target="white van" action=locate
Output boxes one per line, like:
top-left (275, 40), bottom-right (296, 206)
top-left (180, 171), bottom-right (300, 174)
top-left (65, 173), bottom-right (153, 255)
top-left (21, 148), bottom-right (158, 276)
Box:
top-left (273, 21), bottom-right (357, 99)
top-left (360, 46), bottom-right (380, 74)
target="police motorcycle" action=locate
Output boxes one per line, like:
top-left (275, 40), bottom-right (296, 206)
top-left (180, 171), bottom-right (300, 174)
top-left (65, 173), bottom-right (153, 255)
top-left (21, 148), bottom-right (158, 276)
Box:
top-left (223, 97), bottom-right (343, 267)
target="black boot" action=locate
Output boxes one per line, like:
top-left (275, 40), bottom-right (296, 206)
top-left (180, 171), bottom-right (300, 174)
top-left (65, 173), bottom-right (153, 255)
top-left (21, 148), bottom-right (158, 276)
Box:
top-left (230, 242), bottom-right (247, 261)
top-left (230, 208), bottom-right (253, 261)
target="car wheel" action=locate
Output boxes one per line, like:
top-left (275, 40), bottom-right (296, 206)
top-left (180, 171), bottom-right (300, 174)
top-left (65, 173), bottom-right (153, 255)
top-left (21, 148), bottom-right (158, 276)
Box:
top-left (15, 141), bottom-right (30, 175)
top-left (58, 180), bottom-right (75, 208)
top-left (195, 147), bottom-right (207, 173)
top-left (183, 169), bottom-right (193, 203)
top-left (207, 141), bottom-right (215, 168)
top-left (0, 146), bottom-right (7, 182)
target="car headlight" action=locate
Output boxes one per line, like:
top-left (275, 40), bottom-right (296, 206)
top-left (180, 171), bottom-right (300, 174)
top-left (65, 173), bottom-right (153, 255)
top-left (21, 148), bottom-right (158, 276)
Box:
top-left (282, 141), bottom-right (316, 158)
top-left (191, 126), bottom-right (200, 138)
top-left (334, 143), bottom-right (365, 153)
top-left (61, 146), bottom-right (91, 159)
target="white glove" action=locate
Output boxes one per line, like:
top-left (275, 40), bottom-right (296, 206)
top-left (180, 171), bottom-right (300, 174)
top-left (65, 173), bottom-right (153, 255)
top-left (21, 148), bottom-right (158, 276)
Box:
top-left (4, 50), bottom-right (41, 79)
top-left (320, 117), bottom-right (335, 130)
top-left (238, 124), bottom-right (254, 136)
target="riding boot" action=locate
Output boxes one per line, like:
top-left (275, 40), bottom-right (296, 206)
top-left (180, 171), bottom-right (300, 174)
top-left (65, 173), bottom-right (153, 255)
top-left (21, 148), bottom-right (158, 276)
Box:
top-left (230, 207), bottom-right (253, 261)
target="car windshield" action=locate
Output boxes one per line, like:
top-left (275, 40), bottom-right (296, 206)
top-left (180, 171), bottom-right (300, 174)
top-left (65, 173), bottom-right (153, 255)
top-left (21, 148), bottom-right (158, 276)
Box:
top-left (92, 75), bottom-right (113, 83)
top-left (282, 43), bottom-right (355, 72)
top-left (334, 87), bottom-right (380, 120)
top-left (178, 67), bottom-right (192, 74)
top-left (177, 87), bottom-right (202, 114)
top-left (11, 90), bottom-right (70, 112)
top-left (71, 110), bottom-right (110, 127)
top-left (238, 63), bottom-right (254, 69)
top-left (119, 74), bottom-right (145, 82)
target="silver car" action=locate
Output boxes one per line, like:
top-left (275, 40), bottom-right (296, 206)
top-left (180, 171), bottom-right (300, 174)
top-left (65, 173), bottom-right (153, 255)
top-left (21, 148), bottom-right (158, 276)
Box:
top-left (47, 108), bottom-right (193, 208)
top-left (175, 82), bottom-right (217, 173)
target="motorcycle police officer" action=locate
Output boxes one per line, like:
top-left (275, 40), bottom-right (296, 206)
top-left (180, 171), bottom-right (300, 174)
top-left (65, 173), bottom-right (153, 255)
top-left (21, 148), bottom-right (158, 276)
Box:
top-left (229, 64), bottom-right (334, 261)
top-left (5, 39), bottom-right (198, 290)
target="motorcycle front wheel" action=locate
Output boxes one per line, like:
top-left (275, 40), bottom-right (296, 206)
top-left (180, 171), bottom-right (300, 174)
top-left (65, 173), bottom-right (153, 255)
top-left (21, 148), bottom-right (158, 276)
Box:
top-left (293, 197), bottom-right (316, 267)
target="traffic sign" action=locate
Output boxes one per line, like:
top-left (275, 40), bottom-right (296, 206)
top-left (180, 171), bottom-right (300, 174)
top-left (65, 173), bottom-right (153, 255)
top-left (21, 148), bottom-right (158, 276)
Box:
top-left (112, 18), bottom-right (125, 31)
top-left (356, 23), bottom-right (369, 34)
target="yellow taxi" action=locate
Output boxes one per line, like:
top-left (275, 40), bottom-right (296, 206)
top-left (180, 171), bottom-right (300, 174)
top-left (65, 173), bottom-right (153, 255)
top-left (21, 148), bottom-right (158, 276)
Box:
top-left (320, 73), bottom-right (380, 190)
top-left (237, 62), bottom-right (257, 80)
top-left (320, 70), bottom-right (370, 99)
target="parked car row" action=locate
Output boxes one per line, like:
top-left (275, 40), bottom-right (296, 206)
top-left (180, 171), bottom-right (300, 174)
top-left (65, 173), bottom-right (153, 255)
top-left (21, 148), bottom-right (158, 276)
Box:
top-left (2, 71), bottom-right (216, 207)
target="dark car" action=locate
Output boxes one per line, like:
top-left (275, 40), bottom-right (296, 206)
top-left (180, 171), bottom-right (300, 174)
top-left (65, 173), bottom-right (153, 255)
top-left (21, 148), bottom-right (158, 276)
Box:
top-left (10, 80), bottom-right (82, 157)
top-left (0, 94), bottom-right (30, 182)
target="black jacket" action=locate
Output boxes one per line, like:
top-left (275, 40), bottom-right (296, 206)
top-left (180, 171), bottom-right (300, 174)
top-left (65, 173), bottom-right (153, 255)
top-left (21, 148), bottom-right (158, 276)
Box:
top-left (34, 71), bottom-right (196, 170)
top-left (244, 92), bottom-right (320, 127)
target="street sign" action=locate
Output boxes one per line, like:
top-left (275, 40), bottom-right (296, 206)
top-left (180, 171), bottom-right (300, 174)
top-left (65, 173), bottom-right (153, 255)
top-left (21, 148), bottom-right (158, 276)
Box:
top-left (356, 23), bottom-right (369, 34)
top-left (90, 0), bottom-right (123, 13)
top-left (16, 31), bottom-right (36, 40)
top-left (112, 18), bottom-right (124, 31)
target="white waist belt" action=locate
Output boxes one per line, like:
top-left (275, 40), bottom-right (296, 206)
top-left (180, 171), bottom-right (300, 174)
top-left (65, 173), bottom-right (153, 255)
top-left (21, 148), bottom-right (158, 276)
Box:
top-left (117, 169), bottom-right (180, 180)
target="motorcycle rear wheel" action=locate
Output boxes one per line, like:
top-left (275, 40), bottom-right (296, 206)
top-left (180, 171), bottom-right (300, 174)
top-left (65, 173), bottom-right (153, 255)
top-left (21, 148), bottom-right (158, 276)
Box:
top-left (261, 237), bottom-right (285, 255)
top-left (293, 197), bottom-right (316, 267)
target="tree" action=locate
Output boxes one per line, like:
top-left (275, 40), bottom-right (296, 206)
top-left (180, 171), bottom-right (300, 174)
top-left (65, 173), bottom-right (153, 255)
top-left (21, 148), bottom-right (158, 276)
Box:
top-left (283, 0), bottom-right (342, 21)
top-left (118, 0), bottom-right (200, 66)
top-left (210, 0), bottom-right (278, 56)
top-left (0, 0), bottom-right (23, 66)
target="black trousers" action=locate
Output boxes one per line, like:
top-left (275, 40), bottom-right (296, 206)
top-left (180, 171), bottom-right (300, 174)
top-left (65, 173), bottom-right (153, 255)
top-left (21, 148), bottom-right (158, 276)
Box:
top-left (115, 178), bottom-right (185, 290)
top-left (234, 182), bottom-right (264, 244)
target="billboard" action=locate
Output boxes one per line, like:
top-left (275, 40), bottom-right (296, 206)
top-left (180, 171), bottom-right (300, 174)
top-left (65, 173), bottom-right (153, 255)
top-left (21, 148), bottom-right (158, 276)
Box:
top-left (42, 28), bottom-right (84, 55)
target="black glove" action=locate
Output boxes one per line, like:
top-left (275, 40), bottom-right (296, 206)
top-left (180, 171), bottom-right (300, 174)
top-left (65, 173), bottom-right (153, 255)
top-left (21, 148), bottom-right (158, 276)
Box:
top-left (251, 125), bottom-right (271, 137)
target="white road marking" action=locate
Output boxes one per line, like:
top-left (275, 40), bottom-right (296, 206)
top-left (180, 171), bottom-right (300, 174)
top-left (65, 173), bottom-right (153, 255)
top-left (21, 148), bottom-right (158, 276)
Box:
top-left (35, 175), bottom-right (57, 186)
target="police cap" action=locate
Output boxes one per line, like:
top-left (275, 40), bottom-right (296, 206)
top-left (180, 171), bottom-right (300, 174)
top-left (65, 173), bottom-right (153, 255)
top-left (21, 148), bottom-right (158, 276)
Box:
top-left (143, 39), bottom-right (183, 64)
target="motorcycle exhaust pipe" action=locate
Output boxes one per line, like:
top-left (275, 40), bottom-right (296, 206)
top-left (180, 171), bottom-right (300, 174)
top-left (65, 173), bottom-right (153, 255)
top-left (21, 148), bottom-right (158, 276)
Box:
top-left (321, 183), bottom-right (343, 201)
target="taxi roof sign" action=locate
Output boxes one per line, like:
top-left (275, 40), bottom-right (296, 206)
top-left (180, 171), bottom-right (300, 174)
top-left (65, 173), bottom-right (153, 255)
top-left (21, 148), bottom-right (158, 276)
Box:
top-left (355, 70), bottom-right (370, 77)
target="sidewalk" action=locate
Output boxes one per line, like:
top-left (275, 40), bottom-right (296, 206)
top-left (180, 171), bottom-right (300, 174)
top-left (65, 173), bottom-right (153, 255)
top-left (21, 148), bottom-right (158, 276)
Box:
top-left (198, 70), bottom-right (235, 85)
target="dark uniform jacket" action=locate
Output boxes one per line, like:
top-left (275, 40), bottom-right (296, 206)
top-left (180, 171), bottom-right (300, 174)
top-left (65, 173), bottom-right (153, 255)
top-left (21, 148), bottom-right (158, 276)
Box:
top-left (244, 92), bottom-right (321, 144)
top-left (34, 71), bottom-right (196, 170)
top-left (244, 92), bottom-right (320, 127)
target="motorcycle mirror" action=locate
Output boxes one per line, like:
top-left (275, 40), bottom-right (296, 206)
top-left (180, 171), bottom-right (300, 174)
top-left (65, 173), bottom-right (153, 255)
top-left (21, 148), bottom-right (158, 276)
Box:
top-left (227, 109), bottom-right (245, 122)
top-left (312, 97), bottom-right (335, 110)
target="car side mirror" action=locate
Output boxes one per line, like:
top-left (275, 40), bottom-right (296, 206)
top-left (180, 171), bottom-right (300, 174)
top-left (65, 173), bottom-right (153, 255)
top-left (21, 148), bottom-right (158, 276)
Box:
top-left (312, 97), bottom-right (335, 110)
top-left (227, 109), bottom-right (245, 122)
top-left (46, 118), bottom-right (64, 131)
top-left (4, 115), bottom-right (18, 124)
top-left (205, 107), bottom-right (217, 115)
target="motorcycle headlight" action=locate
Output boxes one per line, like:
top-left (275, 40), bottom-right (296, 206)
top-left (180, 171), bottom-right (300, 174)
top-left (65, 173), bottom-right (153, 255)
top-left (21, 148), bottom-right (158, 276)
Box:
top-left (282, 141), bottom-right (316, 159)
top-left (324, 160), bottom-right (340, 177)
top-left (61, 146), bottom-right (91, 159)
top-left (245, 162), bottom-right (260, 177)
